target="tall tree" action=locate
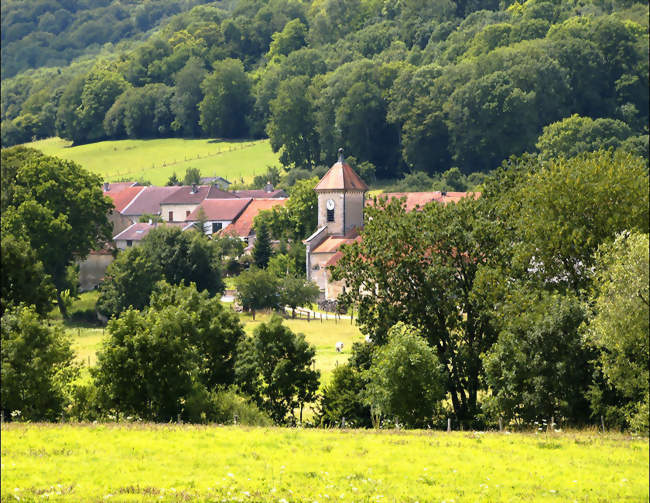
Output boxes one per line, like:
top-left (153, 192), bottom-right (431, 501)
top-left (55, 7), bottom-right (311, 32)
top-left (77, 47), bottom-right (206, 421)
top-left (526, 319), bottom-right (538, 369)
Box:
top-left (171, 57), bottom-right (206, 137)
top-left (1, 147), bottom-right (112, 318)
top-left (199, 58), bottom-right (252, 138)
top-left (252, 220), bottom-right (272, 269)
top-left (235, 316), bottom-right (319, 423)
top-left (586, 231), bottom-right (649, 432)
top-left (333, 195), bottom-right (503, 424)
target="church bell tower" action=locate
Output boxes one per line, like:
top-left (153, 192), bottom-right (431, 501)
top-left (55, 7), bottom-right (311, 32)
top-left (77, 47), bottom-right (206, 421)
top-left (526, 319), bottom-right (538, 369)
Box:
top-left (314, 148), bottom-right (368, 236)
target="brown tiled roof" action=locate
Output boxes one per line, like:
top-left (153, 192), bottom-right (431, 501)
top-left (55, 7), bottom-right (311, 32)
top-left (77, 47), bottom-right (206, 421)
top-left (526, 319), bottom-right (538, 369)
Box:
top-left (160, 185), bottom-right (211, 205)
top-left (232, 189), bottom-right (288, 198)
top-left (187, 198), bottom-right (252, 222)
top-left (103, 182), bottom-right (137, 193)
top-left (314, 159), bottom-right (368, 191)
top-left (311, 228), bottom-right (360, 254)
top-left (368, 191), bottom-right (480, 211)
top-left (121, 186), bottom-right (180, 216)
top-left (104, 186), bottom-right (145, 213)
top-left (207, 186), bottom-right (239, 199)
top-left (225, 198), bottom-right (289, 237)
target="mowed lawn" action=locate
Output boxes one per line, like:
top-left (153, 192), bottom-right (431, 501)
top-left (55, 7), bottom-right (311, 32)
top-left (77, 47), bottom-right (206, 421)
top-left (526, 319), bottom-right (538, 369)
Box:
top-left (23, 137), bottom-right (280, 186)
top-left (1, 423), bottom-right (647, 502)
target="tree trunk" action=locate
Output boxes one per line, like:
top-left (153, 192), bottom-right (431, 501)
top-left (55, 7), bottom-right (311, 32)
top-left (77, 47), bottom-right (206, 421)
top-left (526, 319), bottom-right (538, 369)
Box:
top-left (56, 290), bottom-right (68, 319)
top-left (292, 307), bottom-right (295, 318)
top-left (252, 309), bottom-right (256, 320)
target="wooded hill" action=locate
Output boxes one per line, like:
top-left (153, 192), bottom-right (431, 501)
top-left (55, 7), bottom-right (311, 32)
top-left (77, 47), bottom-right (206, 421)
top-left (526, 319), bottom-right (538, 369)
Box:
top-left (2, 0), bottom-right (648, 179)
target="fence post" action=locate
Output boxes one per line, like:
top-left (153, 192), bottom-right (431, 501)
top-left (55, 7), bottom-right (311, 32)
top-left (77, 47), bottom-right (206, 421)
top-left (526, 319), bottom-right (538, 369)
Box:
top-left (447, 418), bottom-right (451, 432)
top-left (498, 417), bottom-right (503, 432)
top-left (600, 415), bottom-right (605, 433)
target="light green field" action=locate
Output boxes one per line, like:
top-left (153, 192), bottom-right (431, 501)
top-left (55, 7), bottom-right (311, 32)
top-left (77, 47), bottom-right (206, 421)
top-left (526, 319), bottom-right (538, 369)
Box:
top-left (23, 137), bottom-right (281, 186)
top-left (1, 423), bottom-right (647, 502)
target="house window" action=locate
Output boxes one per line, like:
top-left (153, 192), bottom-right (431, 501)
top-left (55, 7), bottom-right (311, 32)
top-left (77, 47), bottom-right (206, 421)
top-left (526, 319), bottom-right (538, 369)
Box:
top-left (168, 211), bottom-right (173, 221)
top-left (212, 222), bottom-right (222, 234)
top-left (186, 210), bottom-right (191, 218)
top-left (327, 209), bottom-right (335, 222)
top-left (126, 240), bottom-right (133, 247)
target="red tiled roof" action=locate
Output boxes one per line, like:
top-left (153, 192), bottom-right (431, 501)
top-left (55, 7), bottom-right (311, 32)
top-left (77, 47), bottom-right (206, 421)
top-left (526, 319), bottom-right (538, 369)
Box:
top-left (121, 186), bottom-right (180, 216)
top-left (187, 198), bottom-right (252, 222)
top-left (104, 186), bottom-right (145, 213)
top-left (368, 191), bottom-right (480, 211)
top-left (160, 185), bottom-right (211, 205)
top-left (314, 159), bottom-right (368, 191)
top-left (225, 198), bottom-right (289, 237)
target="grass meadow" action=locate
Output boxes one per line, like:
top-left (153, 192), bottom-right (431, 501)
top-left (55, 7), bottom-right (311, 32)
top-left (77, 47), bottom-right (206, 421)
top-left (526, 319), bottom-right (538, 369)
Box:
top-left (1, 423), bottom-right (647, 502)
top-left (23, 137), bottom-right (281, 186)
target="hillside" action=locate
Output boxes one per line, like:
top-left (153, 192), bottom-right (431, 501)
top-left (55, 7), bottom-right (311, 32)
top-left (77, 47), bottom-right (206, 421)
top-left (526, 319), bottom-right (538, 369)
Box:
top-left (26, 137), bottom-right (280, 185)
top-left (2, 0), bottom-right (648, 179)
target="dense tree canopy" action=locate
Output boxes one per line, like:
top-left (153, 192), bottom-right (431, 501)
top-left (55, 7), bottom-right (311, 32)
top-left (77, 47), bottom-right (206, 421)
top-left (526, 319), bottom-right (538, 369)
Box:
top-left (2, 0), bottom-right (646, 179)
top-left (1, 146), bottom-right (112, 317)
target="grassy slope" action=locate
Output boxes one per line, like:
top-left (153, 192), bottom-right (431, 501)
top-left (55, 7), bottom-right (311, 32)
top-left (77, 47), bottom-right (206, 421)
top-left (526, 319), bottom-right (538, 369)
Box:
top-left (25, 137), bottom-right (281, 186)
top-left (2, 423), bottom-right (647, 502)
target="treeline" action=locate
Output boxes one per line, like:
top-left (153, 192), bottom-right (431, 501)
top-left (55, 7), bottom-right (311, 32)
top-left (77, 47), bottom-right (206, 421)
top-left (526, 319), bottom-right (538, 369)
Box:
top-left (2, 0), bottom-right (648, 178)
top-left (1, 0), bottom-right (214, 78)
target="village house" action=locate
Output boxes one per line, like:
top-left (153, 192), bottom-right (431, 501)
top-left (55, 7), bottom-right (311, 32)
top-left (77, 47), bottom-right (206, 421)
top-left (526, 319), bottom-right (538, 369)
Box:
top-left (305, 150), bottom-right (479, 300)
top-left (186, 197), bottom-right (253, 236)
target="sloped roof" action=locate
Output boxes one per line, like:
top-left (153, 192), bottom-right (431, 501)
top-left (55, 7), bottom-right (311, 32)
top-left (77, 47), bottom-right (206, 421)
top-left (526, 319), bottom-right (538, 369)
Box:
top-left (314, 154), bottom-right (368, 191)
top-left (103, 182), bottom-right (137, 193)
top-left (207, 185), bottom-right (239, 199)
top-left (113, 221), bottom-right (190, 241)
top-left (232, 189), bottom-right (288, 199)
top-left (225, 198), bottom-right (289, 237)
top-left (311, 228), bottom-right (360, 254)
top-left (187, 198), bottom-right (252, 222)
top-left (121, 186), bottom-right (180, 216)
top-left (368, 191), bottom-right (480, 211)
top-left (160, 185), bottom-right (210, 205)
top-left (104, 186), bottom-right (145, 213)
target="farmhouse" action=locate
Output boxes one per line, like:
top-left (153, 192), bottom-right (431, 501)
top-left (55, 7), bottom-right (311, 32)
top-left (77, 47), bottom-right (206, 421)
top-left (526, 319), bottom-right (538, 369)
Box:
top-left (305, 150), bottom-right (479, 299)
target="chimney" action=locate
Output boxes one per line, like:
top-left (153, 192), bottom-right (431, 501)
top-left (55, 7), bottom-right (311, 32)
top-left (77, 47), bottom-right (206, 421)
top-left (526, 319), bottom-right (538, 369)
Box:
top-left (338, 147), bottom-right (345, 163)
top-left (264, 181), bottom-right (273, 193)
top-left (103, 182), bottom-right (109, 191)
top-left (191, 184), bottom-right (197, 193)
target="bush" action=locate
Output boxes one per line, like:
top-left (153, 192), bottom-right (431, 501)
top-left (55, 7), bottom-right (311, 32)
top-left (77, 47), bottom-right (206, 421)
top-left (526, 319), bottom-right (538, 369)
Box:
top-left (1, 305), bottom-right (79, 421)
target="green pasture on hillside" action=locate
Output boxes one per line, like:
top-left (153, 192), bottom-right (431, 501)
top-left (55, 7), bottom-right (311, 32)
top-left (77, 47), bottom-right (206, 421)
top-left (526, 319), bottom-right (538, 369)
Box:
top-left (1, 423), bottom-right (647, 502)
top-left (23, 137), bottom-right (281, 186)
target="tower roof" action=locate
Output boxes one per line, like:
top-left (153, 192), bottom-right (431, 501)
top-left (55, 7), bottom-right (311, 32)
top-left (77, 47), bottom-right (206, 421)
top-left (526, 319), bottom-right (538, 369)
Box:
top-left (314, 149), bottom-right (369, 191)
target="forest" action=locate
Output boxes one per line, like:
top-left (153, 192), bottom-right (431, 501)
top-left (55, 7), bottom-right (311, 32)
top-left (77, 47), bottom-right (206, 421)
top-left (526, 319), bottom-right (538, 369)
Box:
top-left (2, 0), bottom-right (648, 179)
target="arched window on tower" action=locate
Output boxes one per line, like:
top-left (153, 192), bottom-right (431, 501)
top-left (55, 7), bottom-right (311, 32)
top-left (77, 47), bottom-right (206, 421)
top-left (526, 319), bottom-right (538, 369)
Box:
top-left (327, 208), bottom-right (335, 222)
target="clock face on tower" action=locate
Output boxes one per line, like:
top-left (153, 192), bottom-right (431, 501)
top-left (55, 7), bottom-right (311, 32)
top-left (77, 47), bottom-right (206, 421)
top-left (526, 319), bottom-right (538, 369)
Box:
top-left (326, 198), bottom-right (335, 210)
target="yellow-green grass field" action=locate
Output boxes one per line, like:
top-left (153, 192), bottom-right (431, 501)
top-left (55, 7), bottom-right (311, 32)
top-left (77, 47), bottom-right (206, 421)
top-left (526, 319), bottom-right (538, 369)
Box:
top-left (22, 137), bottom-right (281, 186)
top-left (1, 423), bottom-right (647, 502)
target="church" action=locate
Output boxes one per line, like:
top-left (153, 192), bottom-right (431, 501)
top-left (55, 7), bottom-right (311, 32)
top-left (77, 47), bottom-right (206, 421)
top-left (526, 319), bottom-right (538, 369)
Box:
top-left (305, 149), bottom-right (478, 300)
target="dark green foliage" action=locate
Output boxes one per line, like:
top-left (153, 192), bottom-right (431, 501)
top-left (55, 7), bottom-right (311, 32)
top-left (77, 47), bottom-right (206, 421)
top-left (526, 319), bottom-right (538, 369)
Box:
top-left (1, 305), bottom-right (78, 421)
top-left (318, 342), bottom-right (374, 428)
top-left (252, 220), bottom-right (272, 268)
top-left (97, 226), bottom-right (224, 319)
top-left (1, 231), bottom-right (56, 317)
top-left (234, 267), bottom-right (279, 319)
top-left (364, 323), bottom-right (446, 428)
top-left (234, 316), bottom-right (319, 423)
top-left (484, 292), bottom-right (593, 424)
top-left (1, 147), bottom-right (112, 317)
top-left (94, 282), bottom-right (244, 422)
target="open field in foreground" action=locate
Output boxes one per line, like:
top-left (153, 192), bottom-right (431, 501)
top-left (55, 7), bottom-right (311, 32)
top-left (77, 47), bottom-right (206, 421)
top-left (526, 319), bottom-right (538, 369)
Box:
top-left (1, 424), bottom-right (647, 502)
top-left (22, 137), bottom-right (280, 186)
